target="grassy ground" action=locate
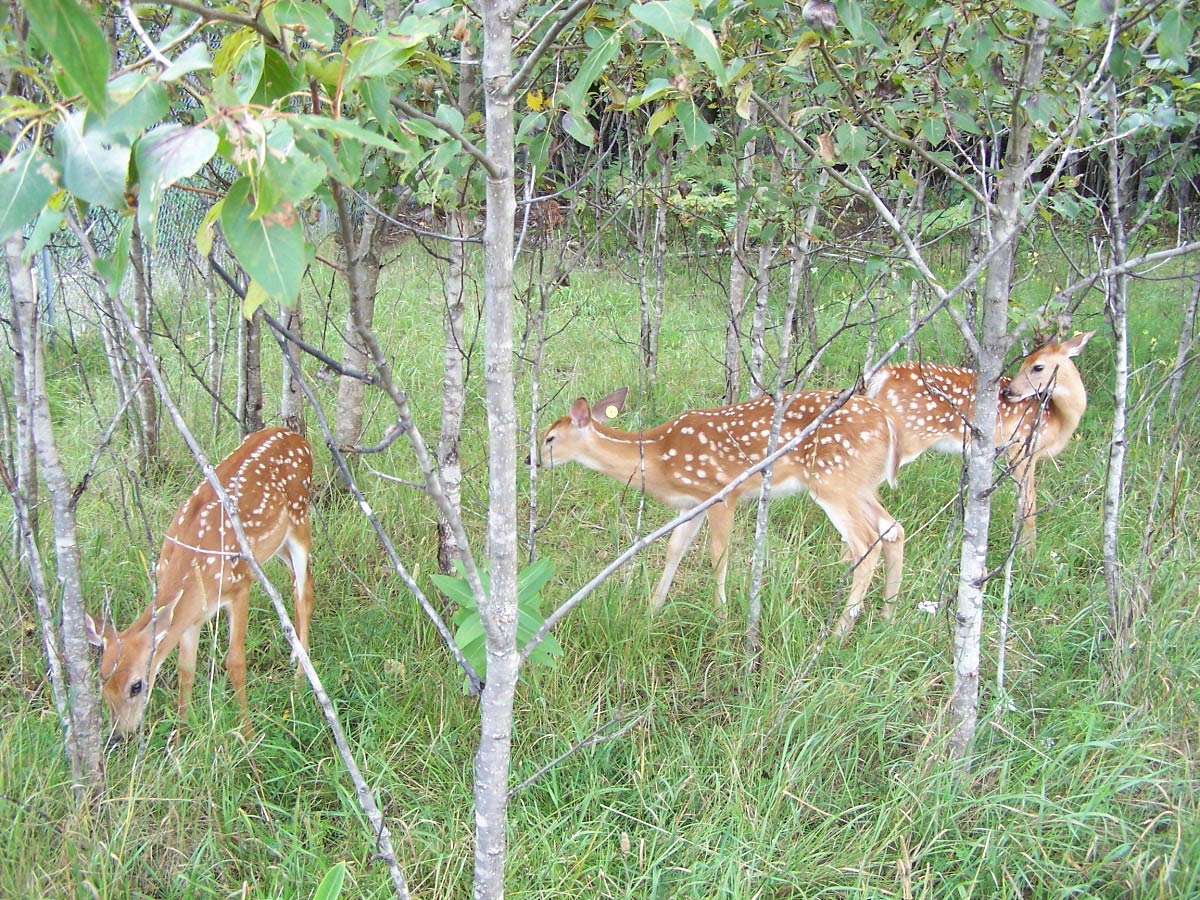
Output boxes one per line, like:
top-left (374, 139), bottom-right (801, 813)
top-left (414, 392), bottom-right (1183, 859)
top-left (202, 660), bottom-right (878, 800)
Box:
top-left (1, 239), bottom-right (1198, 899)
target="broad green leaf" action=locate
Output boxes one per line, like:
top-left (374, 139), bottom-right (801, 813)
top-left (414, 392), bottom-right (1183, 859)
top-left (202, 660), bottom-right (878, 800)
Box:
top-left (630, 0), bottom-right (694, 39)
top-left (221, 176), bottom-right (305, 305)
top-left (276, 0), bottom-right (335, 49)
top-left (294, 130), bottom-right (354, 185)
top-left (196, 199), bottom-right (223, 256)
top-left (242, 279), bottom-right (269, 319)
top-left (517, 557), bottom-right (555, 599)
top-left (562, 29), bottom-right (624, 112)
top-left (253, 48), bottom-right (303, 106)
top-left (55, 112), bottom-right (130, 210)
top-left (680, 21), bottom-right (726, 86)
top-left (637, 78), bottom-right (677, 106)
top-left (1156, 10), bottom-right (1193, 71)
top-left (647, 100), bottom-right (676, 137)
top-left (345, 35), bottom-right (418, 86)
top-left (560, 110), bottom-right (595, 147)
top-left (232, 42), bottom-right (266, 103)
top-left (920, 115), bottom-right (946, 145)
top-left (432, 571), bottom-right (477, 609)
top-left (161, 44), bottom-right (213, 82)
top-left (94, 215), bottom-right (134, 299)
top-left (134, 124), bottom-right (219, 241)
top-left (324, 0), bottom-right (353, 24)
top-left (93, 73), bottom-right (169, 143)
top-left (22, 205), bottom-right (65, 263)
top-left (1073, 0), bottom-right (1112, 26)
top-left (24, 0), bottom-right (110, 113)
top-left (293, 114), bottom-right (404, 152)
top-left (675, 100), bottom-right (715, 150)
top-left (835, 122), bottom-right (868, 166)
top-left (1013, 0), bottom-right (1066, 20)
top-left (0, 148), bottom-right (58, 242)
top-left (312, 863), bottom-right (347, 900)
top-left (835, 0), bottom-right (864, 39)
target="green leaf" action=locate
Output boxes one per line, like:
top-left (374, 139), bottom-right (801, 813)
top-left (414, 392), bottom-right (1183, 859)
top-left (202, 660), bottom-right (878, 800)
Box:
top-left (312, 863), bottom-right (347, 900)
top-left (220, 176), bottom-right (305, 305)
top-left (432, 572), bottom-right (477, 610)
top-left (22, 205), bottom-right (65, 263)
top-left (293, 114), bottom-right (404, 152)
top-left (631, 0), bottom-right (694, 39)
top-left (0, 148), bottom-right (58, 242)
top-left (675, 100), bottom-right (715, 150)
top-left (324, 0), bottom-right (353, 24)
top-left (94, 215), bottom-right (134, 299)
top-left (517, 556), bottom-right (555, 600)
top-left (24, 0), bottom-right (110, 113)
top-left (647, 100), bottom-right (676, 137)
top-left (560, 110), bottom-right (595, 147)
top-left (1156, 10), bottom-right (1193, 71)
top-left (1073, 0), bottom-right (1112, 27)
top-left (161, 43), bottom-right (213, 82)
top-left (242, 279), bottom-right (270, 319)
top-left (835, 122), bottom-right (868, 166)
top-left (637, 79), bottom-right (677, 106)
top-left (54, 112), bottom-right (130, 210)
top-left (562, 29), bottom-right (623, 112)
top-left (276, 0), bottom-right (335, 49)
top-left (1013, 0), bottom-right (1066, 20)
top-left (196, 199), bottom-right (223, 257)
top-left (835, 0), bottom-right (864, 39)
top-left (294, 130), bottom-right (354, 185)
top-left (345, 35), bottom-right (418, 86)
top-left (232, 42), bottom-right (266, 104)
top-left (253, 47), bottom-right (303, 106)
top-left (921, 115), bottom-right (946, 145)
top-left (94, 73), bottom-right (169, 142)
top-left (680, 21), bottom-right (726, 86)
top-left (134, 124), bottom-right (219, 242)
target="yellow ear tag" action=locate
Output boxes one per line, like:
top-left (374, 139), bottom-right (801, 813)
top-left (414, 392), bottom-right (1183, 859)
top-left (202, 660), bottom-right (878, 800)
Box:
top-left (605, 405), bottom-right (619, 419)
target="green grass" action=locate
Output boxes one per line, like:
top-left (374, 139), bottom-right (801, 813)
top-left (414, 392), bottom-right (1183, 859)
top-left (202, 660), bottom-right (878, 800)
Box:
top-left (2, 239), bottom-right (1198, 899)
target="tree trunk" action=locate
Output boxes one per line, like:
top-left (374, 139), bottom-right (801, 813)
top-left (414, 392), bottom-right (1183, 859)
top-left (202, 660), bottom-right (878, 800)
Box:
top-left (334, 209), bottom-right (383, 455)
top-left (948, 20), bottom-right (1050, 761)
top-left (129, 223), bottom-right (158, 467)
top-left (280, 299), bottom-right (307, 436)
top-left (648, 145), bottom-right (671, 382)
top-left (1102, 89), bottom-right (1132, 667)
top-left (236, 308), bottom-right (264, 436)
top-left (438, 35), bottom-right (480, 574)
top-left (724, 101), bottom-right (758, 404)
top-left (9, 243), bottom-right (38, 537)
top-left (474, 1), bottom-right (520, 895)
top-left (202, 252), bottom-right (222, 431)
top-left (748, 150), bottom-right (782, 398)
top-left (4, 235), bottom-right (104, 798)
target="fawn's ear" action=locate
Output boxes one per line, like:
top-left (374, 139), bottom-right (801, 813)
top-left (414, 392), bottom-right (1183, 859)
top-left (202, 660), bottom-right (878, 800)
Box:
top-left (1062, 331), bottom-right (1094, 357)
top-left (84, 612), bottom-right (106, 649)
top-left (591, 387), bottom-right (628, 422)
top-left (569, 398), bottom-right (593, 428)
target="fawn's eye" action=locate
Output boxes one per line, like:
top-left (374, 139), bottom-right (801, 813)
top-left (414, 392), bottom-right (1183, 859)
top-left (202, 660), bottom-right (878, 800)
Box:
top-left (545, 434), bottom-right (556, 445)
top-left (1031, 364), bottom-right (1044, 373)
top-left (129, 679), bottom-right (144, 698)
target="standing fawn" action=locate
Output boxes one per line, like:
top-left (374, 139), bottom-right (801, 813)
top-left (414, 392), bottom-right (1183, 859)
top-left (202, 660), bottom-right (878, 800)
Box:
top-left (866, 331), bottom-right (1093, 546)
top-left (85, 428), bottom-right (315, 737)
top-left (537, 388), bottom-right (905, 639)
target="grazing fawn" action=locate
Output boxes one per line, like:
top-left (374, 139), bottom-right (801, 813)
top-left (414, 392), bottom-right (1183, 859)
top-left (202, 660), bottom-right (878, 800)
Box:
top-left (866, 331), bottom-right (1093, 546)
top-left (85, 428), bottom-right (315, 737)
top-left (537, 388), bottom-right (905, 638)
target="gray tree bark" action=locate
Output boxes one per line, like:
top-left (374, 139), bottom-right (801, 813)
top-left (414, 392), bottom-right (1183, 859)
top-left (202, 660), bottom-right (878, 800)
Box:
top-left (129, 222), bottom-right (159, 466)
top-left (474, 1), bottom-right (520, 895)
top-left (724, 100), bottom-right (758, 403)
top-left (334, 210), bottom-right (384, 455)
top-left (1102, 88), bottom-right (1132, 666)
top-left (949, 20), bottom-right (1049, 761)
top-left (236, 308), bottom-right (264, 436)
top-left (4, 235), bottom-right (104, 798)
top-left (280, 299), bottom-right (307, 436)
top-left (438, 34), bottom-right (480, 574)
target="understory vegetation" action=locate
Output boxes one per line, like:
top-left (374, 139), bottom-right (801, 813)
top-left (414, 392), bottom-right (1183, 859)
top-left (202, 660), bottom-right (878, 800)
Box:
top-left (2, 242), bottom-right (1198, 899)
